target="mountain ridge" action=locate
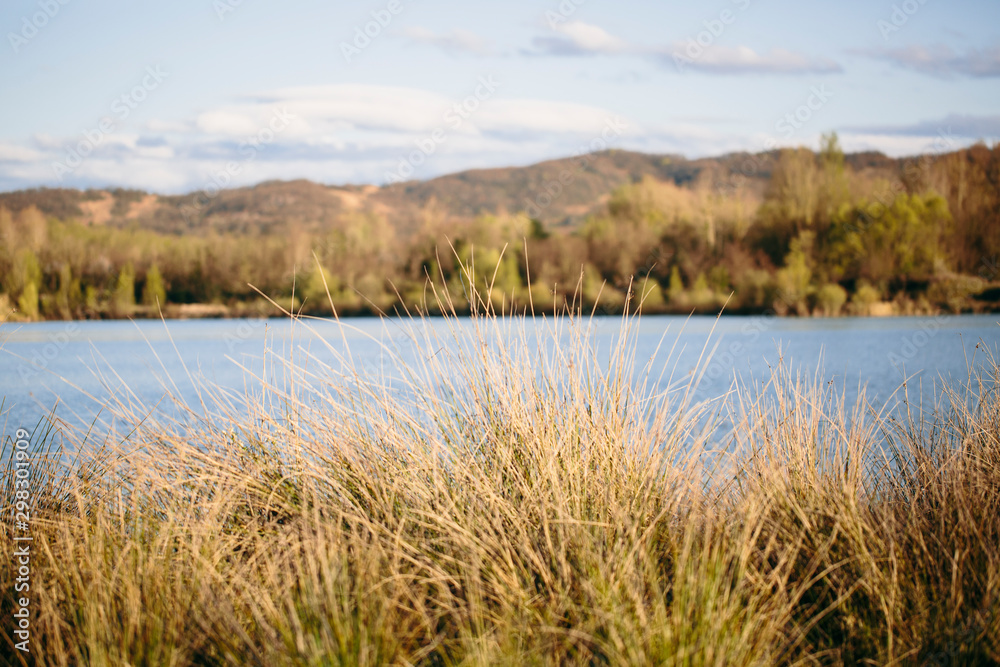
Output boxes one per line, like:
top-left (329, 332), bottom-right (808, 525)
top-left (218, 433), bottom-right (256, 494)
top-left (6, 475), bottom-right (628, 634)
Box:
top-left (0, 148), bottom-right (905, 235)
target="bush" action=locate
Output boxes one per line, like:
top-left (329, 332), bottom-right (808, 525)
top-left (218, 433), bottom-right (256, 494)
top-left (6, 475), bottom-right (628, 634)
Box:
top-left (635, 278), bottom-right (665, 311)
top-left (850, 280), bottom-right (882, 315)
top-left (815, 282), bottom-right (848, 316)
top-left (928, 274), bottom-right (987, 313)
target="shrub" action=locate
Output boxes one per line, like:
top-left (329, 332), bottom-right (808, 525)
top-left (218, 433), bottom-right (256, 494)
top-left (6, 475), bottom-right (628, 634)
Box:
top-left (850, 280), bottom-right (882, 315)
top-left (815, 282), bottom-right (848, 316)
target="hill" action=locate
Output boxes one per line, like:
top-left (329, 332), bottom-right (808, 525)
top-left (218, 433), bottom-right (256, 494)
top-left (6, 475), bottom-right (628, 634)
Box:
top-left (0, 149), bottom-right (901, 237)
top-left (1, 141), bottom-right (998, 321)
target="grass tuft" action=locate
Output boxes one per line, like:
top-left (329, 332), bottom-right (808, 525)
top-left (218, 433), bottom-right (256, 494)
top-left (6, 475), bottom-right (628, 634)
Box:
top-left (2, 284), bottom-right (999, 665)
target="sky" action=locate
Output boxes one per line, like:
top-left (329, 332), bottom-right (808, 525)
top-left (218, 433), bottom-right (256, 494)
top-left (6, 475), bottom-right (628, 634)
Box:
top-left (0, 0), bottom-right (998, 193)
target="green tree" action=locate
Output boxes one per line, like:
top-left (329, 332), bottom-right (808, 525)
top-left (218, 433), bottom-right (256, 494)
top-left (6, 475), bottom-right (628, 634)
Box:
top-left (52, 264), bottom-right (82, 319)
top-left (815, 283), bottom-right (847, 316)
top-left (689, 272), bottom-right (715, 308)
top-left (302, 263), bottom-right (343, 313)
top-left (142, 264), bottom-right (167, 308)
top-left (454, 244), bottom-right (524, 311)
top-left (636, 279), bottom-right (665, 310)
top-left (667, 266), bottom-right (685, 304)
top-left (775, 231), bottom-right (815, 314)
top-left (752, 148), bottom-right (821, 265)
top-left (9, 249), bottom-right (41, 319)
top-left (112, 262), bottom-right (136, 317)
top-left (817, 132), bottom-right (851, 225)
top-left (17, 281), bottom-right (39, 320)
top-left (10, 248), bottom-right (41, 295)
top-left (851, 280), bottom-right (882, 315)
top-left (85, 286), bottom-right (100, 316)
top-left (823, 193), bottom-right (951, 287)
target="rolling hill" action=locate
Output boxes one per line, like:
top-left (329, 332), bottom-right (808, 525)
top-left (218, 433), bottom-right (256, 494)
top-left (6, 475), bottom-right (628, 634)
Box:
top-left (0, 148), bottom-right (903, 236)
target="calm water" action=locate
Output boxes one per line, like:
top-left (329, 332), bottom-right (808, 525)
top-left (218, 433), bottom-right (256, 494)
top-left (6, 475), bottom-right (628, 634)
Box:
top-left (1, 314), bottom-right (998, 436)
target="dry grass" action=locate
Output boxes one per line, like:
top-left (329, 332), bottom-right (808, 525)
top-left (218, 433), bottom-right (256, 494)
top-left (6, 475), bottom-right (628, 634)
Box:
top-left (2, 282), bottom-right (999, 666)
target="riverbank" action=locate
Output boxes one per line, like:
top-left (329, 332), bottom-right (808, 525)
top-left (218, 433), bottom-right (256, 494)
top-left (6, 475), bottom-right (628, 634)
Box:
top-left (2, 307), bottom-right (999, 664)
top-left (2, 288), bottom-right (999, 323)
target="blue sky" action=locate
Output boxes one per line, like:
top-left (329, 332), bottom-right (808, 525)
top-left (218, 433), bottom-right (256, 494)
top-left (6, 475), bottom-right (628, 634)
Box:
top-left (1, 0), bottom-right (998, 193)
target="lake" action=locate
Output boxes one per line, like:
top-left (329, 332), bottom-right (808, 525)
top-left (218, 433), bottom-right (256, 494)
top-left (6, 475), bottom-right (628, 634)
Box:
top-left (1, 314), bottom-right (998, 436)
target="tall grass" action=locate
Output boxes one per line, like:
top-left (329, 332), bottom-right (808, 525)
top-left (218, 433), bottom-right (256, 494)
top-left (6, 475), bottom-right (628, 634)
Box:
top-left (2, 283), bottom-right (999, 665)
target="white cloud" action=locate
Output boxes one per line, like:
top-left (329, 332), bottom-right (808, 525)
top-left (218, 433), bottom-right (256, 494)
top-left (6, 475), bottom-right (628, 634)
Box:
top-left (838, 133), bottom-right (956, 157)
top-left (476, 99), bottom-right (625, 135)
top-left (0, 143), bottom-right (43, 162)
top-left (134, 145), bottom-right (175, 160)
top-left (846, 113), bottom-right (1000, 139)
top-left (31, 133), bottom-right (63, 150)
top-left (524, 20), bottom-right (840, 75)
top-left (531, 20), bottom-right (628, 55)
top-left (259, 84), bottom-right (450, 134)
top-left (856, 44), bottom-right (1000, 78)
top-left (666, 45), bottom-right (842, 74)
top-left (0, 84), bottom-right (636, 192)
top-left (7, 81), bottom-right (989, 194)
top-left (146, 119), bottom-right (193, 133)
top-left (400, 26), bottom-right (492, 55)
top-left (196, 110), bottom-right (262, 136)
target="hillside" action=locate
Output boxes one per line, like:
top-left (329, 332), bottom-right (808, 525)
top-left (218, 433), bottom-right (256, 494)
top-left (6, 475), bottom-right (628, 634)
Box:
top-left (1, 141), bottom-right (998, 321)
top-left (0, 149), bottom-right (901, 237)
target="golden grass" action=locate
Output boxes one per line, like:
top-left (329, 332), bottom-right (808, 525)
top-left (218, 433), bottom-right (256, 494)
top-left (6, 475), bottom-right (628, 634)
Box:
top-left (2, 283), bottom-right (999, 665)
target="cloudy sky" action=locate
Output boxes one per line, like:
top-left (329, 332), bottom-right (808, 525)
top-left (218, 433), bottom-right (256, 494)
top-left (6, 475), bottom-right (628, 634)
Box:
top-left (1, 0), bottom-right (998, 193)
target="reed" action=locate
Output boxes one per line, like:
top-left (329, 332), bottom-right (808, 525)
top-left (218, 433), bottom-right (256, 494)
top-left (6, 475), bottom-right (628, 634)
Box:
top-left (2, 283), bottom-right (998, 665)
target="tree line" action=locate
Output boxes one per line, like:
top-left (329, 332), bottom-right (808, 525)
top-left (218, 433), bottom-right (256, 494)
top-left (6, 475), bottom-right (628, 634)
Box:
top-left (1, 135), bottom-right (997, 321)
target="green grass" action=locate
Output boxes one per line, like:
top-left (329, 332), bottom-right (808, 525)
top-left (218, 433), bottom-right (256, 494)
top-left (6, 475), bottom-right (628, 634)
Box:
top-left (2, 285), bottom-right (999, 665)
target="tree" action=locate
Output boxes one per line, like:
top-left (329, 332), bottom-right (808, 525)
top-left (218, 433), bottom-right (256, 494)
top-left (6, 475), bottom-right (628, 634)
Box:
top-left (53, 264), bottom-right (81, 319)
top-left (817, 132), bottom-right (850, 226)
top-left (9, 249), bottom-right (41, 319)
top-left (142, 264), bottom-right (166, 308)
top-left (775, 231), bottom-right (815, 315)
top-left (302, 263), bottom-right (343, 313)
top-left (17, 281), bottom-right (39, 320)
top-left (823, 193), bottom-right (951, 288)
top-left (667, 266), bottom-right (685, 304)
top-left (751, 148), bottom-right (821, 265)
top-left (112, 263), bottom-right (136, 317)
top-left (815, 283), bottom-right (847, 316)
top-left (17, 205), bottom-right (47, 251)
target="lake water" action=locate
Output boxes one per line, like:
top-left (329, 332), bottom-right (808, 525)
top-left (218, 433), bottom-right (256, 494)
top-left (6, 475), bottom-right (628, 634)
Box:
top-left (1, 314), bottom-right (998, 437)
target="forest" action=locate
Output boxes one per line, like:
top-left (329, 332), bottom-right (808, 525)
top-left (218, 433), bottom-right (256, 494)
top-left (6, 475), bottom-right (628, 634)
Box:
top-left (1, 135), bottom-right (998, 321)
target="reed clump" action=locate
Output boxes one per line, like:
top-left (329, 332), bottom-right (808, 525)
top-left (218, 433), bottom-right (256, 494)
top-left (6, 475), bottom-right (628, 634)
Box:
top-left (2, 287), bottom-right (998, 665)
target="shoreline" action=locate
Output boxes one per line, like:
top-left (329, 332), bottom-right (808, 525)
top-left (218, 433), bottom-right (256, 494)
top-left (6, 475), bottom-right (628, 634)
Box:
top-left (3, 299), bottom-right (999, 323)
